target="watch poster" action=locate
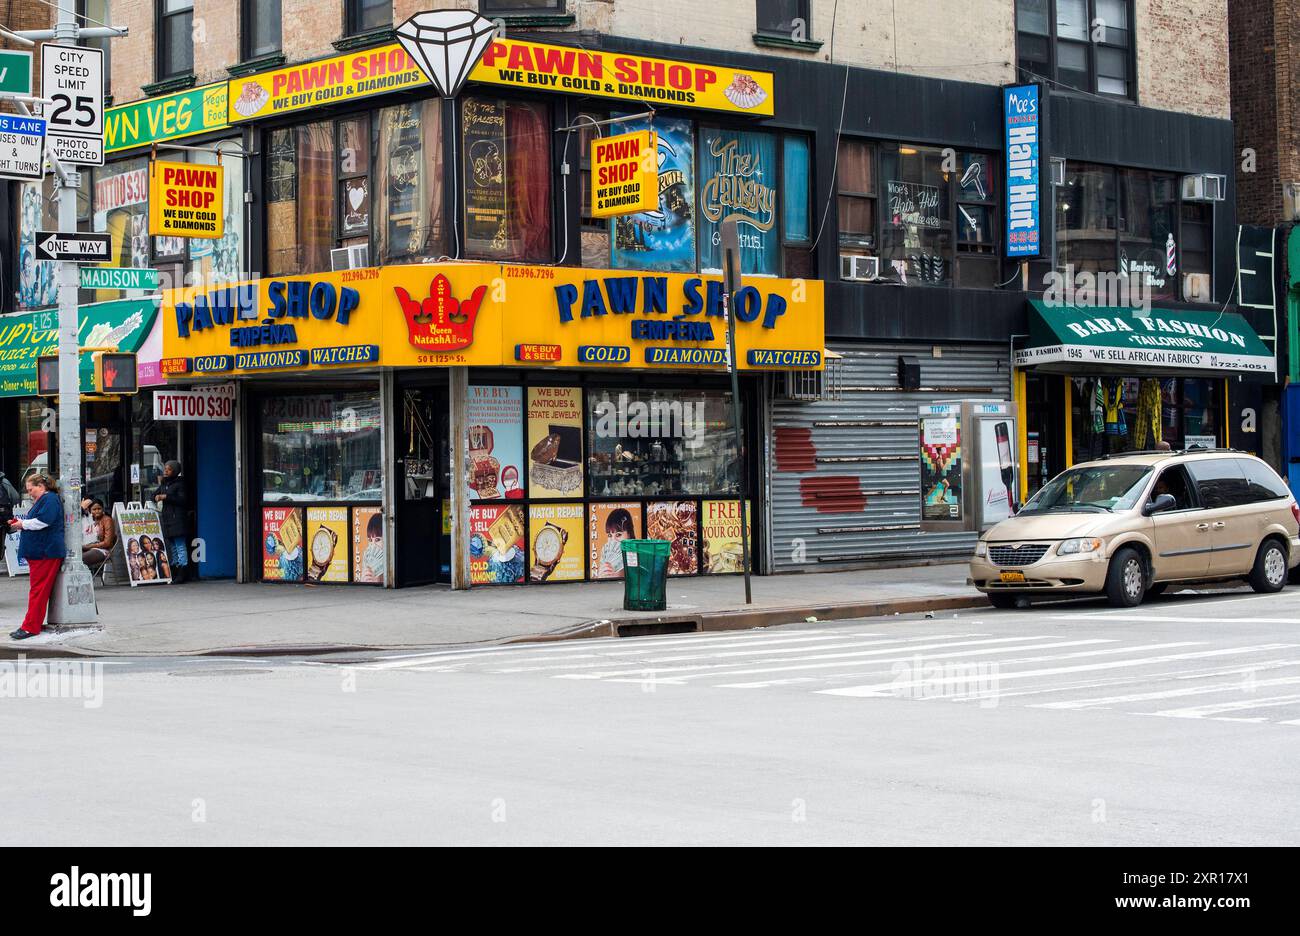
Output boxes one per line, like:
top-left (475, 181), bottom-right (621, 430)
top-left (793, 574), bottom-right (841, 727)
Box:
top-left (701, 500), bottom-right (751, 574)
top-left (462, 97), bottom-right (508, 253)
top-left (920, 415), bottom-right (962, 521)
top-left (305, 507), bottom-right (349, 583)
top-left (528, 503), bottom-right (585, 583)
top-left (527, 386), bottom-right (584, 499)
top-left (588, 501), bottom-right (641, 580)
top-left (263, 506), bottom-right (304, 582)
top-left (352, 506), bottom-right (385, 584)
top-left (698, 128), bottom-right (779, 276)
top-left (610, 116), bottom-right (696, 273)
top-left (466, 385), bottom-right (524, 501)
top-left (647, 500), bottom-right (699, 576)
top-left (470, 503), bottom-right (525, 585)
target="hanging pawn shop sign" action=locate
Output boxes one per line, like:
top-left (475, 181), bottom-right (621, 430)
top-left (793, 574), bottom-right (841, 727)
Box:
top-left (591, 130), bottom-right (659, 218)
top-left (149, 160), bottom-right (224, 239)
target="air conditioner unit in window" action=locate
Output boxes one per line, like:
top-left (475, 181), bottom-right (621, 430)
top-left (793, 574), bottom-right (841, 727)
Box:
top-left (774, 352), bottom-right (844, 403)
top-left (330, 244), bottom-right (371, 271)
top-left (1182, 174), bottom-right (1227, 203)
top-left (840, 254), bottom-right (880, 282)
top-left (1183, 272), bottom-right (1211, 303)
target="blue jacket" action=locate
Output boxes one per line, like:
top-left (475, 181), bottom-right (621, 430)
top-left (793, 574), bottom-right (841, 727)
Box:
top-left (17, 491), bottom-right (66, 561)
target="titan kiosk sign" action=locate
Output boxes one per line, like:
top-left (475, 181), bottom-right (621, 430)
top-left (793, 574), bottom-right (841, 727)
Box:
top-left (920, 400), bottom-right (1019, 532)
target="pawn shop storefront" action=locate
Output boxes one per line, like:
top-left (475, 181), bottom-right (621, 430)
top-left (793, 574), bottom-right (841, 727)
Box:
top-left (1014, 300), bottom-right (1276, 497)
top-left (161, 263), bottom-right (823, 587)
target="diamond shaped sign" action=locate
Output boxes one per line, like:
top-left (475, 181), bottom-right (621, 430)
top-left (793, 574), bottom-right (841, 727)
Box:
top-left (396, 10), bottom-right (498, 99)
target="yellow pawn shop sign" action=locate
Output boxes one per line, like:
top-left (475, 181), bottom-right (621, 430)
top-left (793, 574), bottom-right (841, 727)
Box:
top-left (149, 160), bottom-right (224, 239)
top-left (591, 130), bottom-right (658, 218)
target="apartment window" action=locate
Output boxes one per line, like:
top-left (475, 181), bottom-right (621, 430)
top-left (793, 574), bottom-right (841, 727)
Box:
top-left (479, 1), bottom-right (566, 13)
top-left (157, 0), bottom-right (194, 79)
top-left (1056, 162), bottom-right (1206, 301)
top-left (242, 0), bottom-right (282, 60)
top-left (1016, 0), bottom-right (1133, 99)
top-left (756, 0), bottom-right (809, 37)
top-left (347, 0), bottom-right (392, 35)
top-left (461, 96), bottom-right (552, 262)
top-left (839, 140), bottom-right (999, 287)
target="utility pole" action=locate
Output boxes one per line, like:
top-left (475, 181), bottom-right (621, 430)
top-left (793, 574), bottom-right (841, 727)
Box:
top-left (720, 220), bottom-right (753, 604)
top-left (13, 1), bottom-right (126, 624)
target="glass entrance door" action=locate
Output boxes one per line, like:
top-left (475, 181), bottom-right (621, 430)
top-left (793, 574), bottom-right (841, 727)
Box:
top-left (395, 384), bottom-right (449, 586)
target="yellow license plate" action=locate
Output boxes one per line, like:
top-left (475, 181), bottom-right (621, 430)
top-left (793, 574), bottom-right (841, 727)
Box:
top-left (1000, 571), bottom-right (1026, 583)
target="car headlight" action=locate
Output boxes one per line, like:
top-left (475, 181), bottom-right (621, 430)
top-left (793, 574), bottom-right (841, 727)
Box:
top-left (974, 540), bottom-right (987, 557)
top-left (1057, 537), bottom-right (1103, 556)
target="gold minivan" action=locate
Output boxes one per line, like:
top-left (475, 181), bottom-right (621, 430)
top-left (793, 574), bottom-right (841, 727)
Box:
top-left (970, 450), bottom-right (1300, 608)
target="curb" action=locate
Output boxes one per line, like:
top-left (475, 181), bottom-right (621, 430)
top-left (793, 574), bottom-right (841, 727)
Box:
top-left (0, 593), bottom-right (991, 660)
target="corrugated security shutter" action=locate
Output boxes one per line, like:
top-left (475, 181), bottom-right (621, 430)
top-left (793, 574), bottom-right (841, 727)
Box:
top-left (769, 343), bottom-right (1010, 570)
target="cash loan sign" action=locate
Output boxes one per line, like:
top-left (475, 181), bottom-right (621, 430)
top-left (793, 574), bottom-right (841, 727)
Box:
top-left (591, 130), bottom-right (658, 218)
top-left (149, 160), bottom-right (224, 239)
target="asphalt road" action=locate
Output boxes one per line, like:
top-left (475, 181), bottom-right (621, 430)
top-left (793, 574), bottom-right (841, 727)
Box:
top-left (3, 586), bottom-right (1298, 845)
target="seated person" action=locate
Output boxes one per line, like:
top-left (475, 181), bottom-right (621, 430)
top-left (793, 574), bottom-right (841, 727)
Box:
top-left (81, 498), bottom-right (117, 565)
top-left (1150, 469), bottom-right (1190, 511)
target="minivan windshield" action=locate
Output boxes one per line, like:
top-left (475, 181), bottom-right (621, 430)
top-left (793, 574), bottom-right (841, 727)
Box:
top-left (1020, 464), bottom-right (1153, 514)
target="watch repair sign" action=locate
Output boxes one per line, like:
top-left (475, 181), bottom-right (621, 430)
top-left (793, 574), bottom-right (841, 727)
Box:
top-left (149, 160), bottom-right (224, 239)
top-left (591, 130), bottom-right (658, 218)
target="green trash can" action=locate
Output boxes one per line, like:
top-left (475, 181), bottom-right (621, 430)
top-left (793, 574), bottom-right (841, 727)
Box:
top-left (621, 539), bottom-right (670, 611)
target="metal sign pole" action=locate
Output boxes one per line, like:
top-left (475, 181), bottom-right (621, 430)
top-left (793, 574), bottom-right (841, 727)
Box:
top-left (46, 0), bottom-right (96, 624)
top-left (720, 220), bottom-right (752, 604)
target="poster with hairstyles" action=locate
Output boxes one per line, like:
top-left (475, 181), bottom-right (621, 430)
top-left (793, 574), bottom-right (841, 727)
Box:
top-left (610, 116), bottom-right (696, 272)
top-left (588, 502), bottom-right (641, 580)
top-left (113, 503), bottom-right (173, 586)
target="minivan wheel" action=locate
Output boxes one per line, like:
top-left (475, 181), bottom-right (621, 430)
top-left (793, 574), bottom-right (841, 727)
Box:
top-left (1249, 540), bottom-right (1288, 594)
top-left (1105, 548), bottom-right (1146, 608)
top-left (987, 592), bottom-right (1019, 609)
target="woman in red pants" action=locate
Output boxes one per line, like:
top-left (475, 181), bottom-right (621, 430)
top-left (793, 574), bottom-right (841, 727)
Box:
top-left (7, 472), bottom-right (66, 640)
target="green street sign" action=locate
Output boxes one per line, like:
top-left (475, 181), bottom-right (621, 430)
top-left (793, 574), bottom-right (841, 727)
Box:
top-left (80, 266), bottom-right (160, 291)
top-left (0, 50), bottom-right (33, 95)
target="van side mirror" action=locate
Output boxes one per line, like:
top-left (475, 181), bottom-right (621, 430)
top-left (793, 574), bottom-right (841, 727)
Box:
top-left (1143, 493), bottom-right (1177, 516)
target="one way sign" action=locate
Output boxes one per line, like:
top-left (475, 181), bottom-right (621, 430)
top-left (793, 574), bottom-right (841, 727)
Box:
top-left (35, 231), bottom-right (112, 262)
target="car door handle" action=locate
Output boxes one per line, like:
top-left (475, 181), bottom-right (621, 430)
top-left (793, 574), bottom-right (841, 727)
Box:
top-left (1195, 523), bottom-right (1211, 531)
top-left (1212, 521), bottom-right (1226, 529)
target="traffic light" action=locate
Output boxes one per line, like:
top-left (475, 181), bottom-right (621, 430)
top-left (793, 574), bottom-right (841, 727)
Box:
top-left (36, 356), bottom-right (60, 395)
top-left (94, 351), bottom-right (138, 395)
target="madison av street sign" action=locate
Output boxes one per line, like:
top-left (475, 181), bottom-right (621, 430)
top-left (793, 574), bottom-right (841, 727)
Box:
top-left (79, 266), bottom-right (159, 291)
top-left (35, 231), bottom-right (112, 263)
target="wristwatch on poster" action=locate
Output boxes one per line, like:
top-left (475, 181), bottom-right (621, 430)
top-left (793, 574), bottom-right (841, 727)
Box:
top-left (530, 522), bottom-right (568, 582)
top-left (308, 526), bottom-right (339, 581)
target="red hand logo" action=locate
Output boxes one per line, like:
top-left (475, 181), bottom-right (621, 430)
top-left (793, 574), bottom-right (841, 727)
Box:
top-left (104, 363), bottom-right (118, 387)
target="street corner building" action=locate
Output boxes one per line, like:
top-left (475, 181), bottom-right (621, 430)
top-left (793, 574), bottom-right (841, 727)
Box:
top-left (1, 0), bottom-right (1290, 599)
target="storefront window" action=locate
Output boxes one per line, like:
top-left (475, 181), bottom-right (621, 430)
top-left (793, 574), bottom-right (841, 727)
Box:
top-left (131, 392), bottom-right (178, 499)
top-left (1179, 201), bottom-right (1213, 301)
top-left (266, 122), bottom-right (336, 276)
top-left (609, 115), bottom-right (696, 273)
top-left (187, 149), bottom-right (246, 285)
top-left (1119, 168), bottom-right (1178, 303)
top-left (17, 179), bottom-right (59, 309)
top-left (376, 100), bottom-right (446, 264)
top-left (837, 138), bottom-right (876, 259)
top-left (880, 144), bottom-right (953, 286)
top-left (461, 96), bottom-right (552, 262)
top-left (586, 389), bottom-right (741, 497)
top-left (782, 134), bottom-right (814, 277)
top-left (92, 157), bottom-right (150, 272)
top-left (1056, 161), bottom-right (1118, 278)
top-left (260, 392), bottom-right (382, 502)
top-left (699, 127), bottom-right (780, 276)
top-left (15, 399), bottom-right (49, 488)
top-left (577, 110), bottom-right (609, 269)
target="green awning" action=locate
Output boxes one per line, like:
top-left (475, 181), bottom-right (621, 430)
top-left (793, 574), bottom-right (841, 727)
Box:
top-left (0, 298), bottom-right (160, 398)
top-left (1017, 299), bottom-right (1275, 376)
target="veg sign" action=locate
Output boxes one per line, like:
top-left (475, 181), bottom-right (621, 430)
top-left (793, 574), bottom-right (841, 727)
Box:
top-left (149, 160), bottom-right (224, 239)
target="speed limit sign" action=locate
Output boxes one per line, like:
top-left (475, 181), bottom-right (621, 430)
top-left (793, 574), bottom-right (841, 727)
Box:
top-left (41, 44), bottom-right (104, 166)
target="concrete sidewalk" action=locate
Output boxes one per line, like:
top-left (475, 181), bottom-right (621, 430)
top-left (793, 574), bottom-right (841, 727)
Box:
top-left (0, 562), bottom-right (983, 657)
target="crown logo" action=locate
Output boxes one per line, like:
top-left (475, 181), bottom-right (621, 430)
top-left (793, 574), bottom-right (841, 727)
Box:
top-left (396, 274), bottom-right (486, 351)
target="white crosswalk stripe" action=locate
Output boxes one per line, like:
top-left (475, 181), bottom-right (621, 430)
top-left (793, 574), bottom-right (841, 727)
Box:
top-left (337, 621), bottom-right (1300, 727)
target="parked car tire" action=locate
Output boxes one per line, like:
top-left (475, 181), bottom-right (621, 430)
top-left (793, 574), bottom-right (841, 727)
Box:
top-left (987, 592), bottom-right (1019, 609)
top-left (1105, 547), bottom-right (1146, 608)
top-left (1248, 539), bottom-right (1289, 594)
